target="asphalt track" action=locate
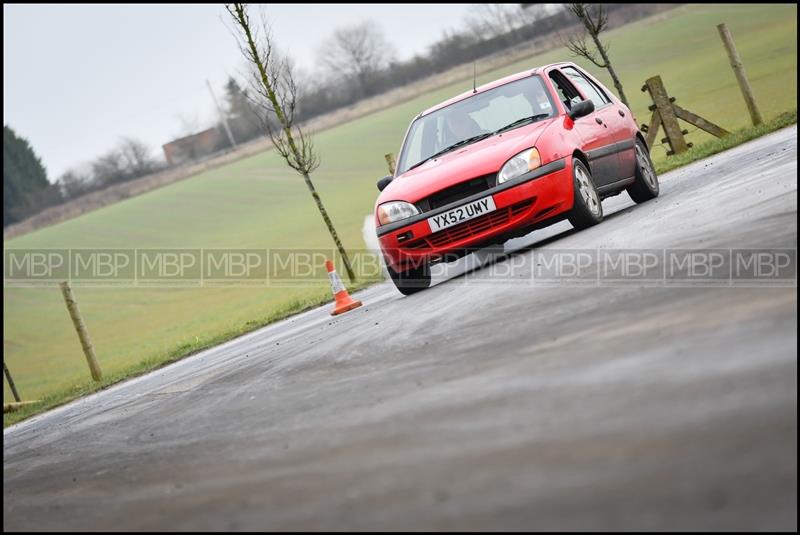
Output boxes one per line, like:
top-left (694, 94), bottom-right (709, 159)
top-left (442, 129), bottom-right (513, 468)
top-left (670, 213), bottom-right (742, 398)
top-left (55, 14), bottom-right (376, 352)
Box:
top-left (4, 127), bottom-right (797, 531)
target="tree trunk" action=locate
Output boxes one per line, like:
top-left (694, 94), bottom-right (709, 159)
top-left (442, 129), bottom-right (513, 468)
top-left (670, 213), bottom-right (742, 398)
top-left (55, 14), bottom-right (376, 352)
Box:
top-left (228, 4), bottom-right (358, 284)
top-left (592, 32), bottom-right (629, 107)
top-left (302, 172), bottom-right (357, 282)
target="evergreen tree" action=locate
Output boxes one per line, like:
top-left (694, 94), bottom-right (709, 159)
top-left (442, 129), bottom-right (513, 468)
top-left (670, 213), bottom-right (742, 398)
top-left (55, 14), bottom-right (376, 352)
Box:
top-left (3, 125), bottom-right (52, 226)
top-left (224, 77), bottom-right (262, 142)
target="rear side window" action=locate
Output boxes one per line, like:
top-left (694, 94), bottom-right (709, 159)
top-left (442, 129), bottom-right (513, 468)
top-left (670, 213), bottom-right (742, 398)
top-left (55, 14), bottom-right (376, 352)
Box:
top-left (561, 66), bottom-right (610, 108)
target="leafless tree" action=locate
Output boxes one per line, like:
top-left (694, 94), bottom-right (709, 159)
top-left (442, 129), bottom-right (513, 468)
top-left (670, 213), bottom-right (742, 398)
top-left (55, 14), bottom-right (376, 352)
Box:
top-left (225, 3), bottom-right (356, 282)
top-left (464, 4), bottom-right (535, 41)
top-left (565, 3), bottom-right (629, 107)
top-left (92, 149), bottom-right (128, 186)
top-left (58, 167), bottom-right (95, 199)
top-left (118, 137), bottom-right (159, 177)
top-left (317, 21), bottom-right (396, 98)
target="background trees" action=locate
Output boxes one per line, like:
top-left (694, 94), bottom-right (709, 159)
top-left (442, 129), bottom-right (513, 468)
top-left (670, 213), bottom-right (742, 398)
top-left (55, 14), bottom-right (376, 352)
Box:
top-left (223, 76), bottom-right (263, 144)
top-left (3, 125), bottom-right (59, 226)
top-left (52, 138), bottom-right (162, 209)
top-left (317, 21), bottom-right (396, 98)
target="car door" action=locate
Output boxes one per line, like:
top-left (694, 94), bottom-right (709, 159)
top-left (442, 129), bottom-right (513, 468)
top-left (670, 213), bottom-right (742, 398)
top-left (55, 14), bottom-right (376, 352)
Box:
top-left (548, 66), bottom-right (620, 187)
top-left (563, 65), bottom-right (637, 180)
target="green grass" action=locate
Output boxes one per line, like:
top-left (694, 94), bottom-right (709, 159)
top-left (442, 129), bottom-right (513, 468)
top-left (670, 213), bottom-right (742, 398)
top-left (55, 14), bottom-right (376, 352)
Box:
top-left (654, 109), bottom-right (797, 174)
top-left (2, 282), bottom-right (377, 426)
top-left (4, 4), bottom-right (797, 425)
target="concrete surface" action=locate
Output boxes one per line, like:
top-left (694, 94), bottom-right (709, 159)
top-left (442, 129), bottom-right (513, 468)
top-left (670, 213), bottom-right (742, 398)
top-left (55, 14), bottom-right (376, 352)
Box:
top-left (4, 127), bottom-right (797, 531)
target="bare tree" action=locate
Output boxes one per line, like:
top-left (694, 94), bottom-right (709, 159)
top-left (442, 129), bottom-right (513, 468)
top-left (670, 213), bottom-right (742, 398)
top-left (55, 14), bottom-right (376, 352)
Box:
top-left (464, 4), bottom-right (512, 40)
top-left (118, 137), bottom-right (159, 177)
top-left (58, 167), bottom-right (95, 200)
top-left (565, 3), bottom-right (629, 107)
top-left (464, 4), bottom-right (535, 41)
top-left (317, 21), bottom-right (396, 98)
top-left (225, 3), bottom-right (356, 282)
top-left (92, 149), bottom-right (128, 186)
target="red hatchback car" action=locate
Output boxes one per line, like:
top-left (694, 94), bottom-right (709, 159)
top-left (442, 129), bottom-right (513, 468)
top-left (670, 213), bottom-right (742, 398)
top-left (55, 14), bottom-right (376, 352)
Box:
top-left (375, 62), bottom-right (659, 295)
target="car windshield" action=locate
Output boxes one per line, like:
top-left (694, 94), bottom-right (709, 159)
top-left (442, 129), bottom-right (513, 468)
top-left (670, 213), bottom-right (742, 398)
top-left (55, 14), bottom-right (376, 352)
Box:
top-left (396, 74), bottom-right (555, 175)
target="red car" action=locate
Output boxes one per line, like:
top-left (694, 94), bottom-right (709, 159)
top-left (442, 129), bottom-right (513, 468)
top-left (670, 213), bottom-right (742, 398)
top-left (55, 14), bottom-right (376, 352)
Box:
top-left (375, 62), bottom-right (659, 295)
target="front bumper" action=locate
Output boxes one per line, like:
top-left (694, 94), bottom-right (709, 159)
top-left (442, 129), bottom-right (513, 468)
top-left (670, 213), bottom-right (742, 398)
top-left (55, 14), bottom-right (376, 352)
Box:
top-left (378, 157), bottom-right (573, 272)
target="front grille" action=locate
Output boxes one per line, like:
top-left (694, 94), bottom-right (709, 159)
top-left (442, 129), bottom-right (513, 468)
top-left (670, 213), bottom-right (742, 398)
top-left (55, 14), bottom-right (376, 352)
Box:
top-left (416, 174), bottom-right (495, 212)
top-left (407, 200), bottom-right (534, 250)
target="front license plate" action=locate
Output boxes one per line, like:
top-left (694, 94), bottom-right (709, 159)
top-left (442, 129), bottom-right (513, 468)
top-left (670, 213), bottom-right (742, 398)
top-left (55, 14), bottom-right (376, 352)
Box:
top-left (427, 196), bottom-right (497, 232)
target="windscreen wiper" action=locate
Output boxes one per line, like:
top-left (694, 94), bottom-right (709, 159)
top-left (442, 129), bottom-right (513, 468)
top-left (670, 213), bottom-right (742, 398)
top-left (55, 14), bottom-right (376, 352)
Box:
top-left (406, 132), bottom-right (494, 172)
top-left (493, 114), bottom-right (551, 135)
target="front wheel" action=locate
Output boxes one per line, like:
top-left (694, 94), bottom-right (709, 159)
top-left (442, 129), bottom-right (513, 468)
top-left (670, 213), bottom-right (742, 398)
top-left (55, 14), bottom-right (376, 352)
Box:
top-left (387, 262), bottom-right (431, 296)
top-left (568, 158), bottom-right (604, 230)
top-left (627, 139), bottom-right (660, 203)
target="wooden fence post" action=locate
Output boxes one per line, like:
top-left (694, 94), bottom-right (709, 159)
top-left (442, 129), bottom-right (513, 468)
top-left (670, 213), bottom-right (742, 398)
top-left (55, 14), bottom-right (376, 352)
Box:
top-left (384, 153), bottom-right (396, 175)
top-left (4, 362), bottom-right (21, 402)
top-left (640, 75), bottom-right (729, 156)
top-left (642, 76), bottom-right (689, 155)
top-left (717, 22), bottom-right (763, 126)
top-left (60, 281), bottom-right (103, 381)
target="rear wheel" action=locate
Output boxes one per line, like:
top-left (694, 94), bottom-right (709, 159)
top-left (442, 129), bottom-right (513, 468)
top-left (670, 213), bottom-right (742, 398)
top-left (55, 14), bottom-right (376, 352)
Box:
top-left (387, 262), bottom-right (431, 296)
top-left (627, 139), bottom-right (660, 203)
top-left (568, 158), bottom-right (603, 230)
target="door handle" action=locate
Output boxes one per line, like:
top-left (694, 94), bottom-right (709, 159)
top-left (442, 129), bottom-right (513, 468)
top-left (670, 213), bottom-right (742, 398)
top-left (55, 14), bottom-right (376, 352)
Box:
top-left (595, 117), bottom-right (603, 125)
top-left (618, 109), bottom-right (626, 117)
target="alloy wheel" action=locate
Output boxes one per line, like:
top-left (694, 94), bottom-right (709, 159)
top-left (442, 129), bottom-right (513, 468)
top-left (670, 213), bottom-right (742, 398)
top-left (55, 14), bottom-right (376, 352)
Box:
top-left (575, 166), bottom-right (601, 217)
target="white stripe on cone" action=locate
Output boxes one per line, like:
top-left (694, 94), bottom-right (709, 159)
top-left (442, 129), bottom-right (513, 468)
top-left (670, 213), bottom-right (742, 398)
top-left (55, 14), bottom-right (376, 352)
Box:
top-left (328, 269), bottom-right (346, 295)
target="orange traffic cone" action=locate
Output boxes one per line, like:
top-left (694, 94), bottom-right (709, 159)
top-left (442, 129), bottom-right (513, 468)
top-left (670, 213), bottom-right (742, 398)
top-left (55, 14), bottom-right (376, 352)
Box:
top-left (326, 259), bottom-right (362, 315)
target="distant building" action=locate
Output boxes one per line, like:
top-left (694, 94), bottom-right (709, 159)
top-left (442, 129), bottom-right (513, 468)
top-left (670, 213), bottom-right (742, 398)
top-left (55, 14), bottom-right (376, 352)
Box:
top-left (162, 127), bottom-right (225, 166)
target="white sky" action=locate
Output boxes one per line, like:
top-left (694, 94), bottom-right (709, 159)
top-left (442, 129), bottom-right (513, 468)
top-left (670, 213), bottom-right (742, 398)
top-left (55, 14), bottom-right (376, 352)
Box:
top-left (3, 3), bottom-right (475, 180)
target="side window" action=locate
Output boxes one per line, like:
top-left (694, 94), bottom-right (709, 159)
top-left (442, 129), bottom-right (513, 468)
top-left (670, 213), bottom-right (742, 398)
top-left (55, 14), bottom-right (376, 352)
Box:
top-left (548, 70), bottom-right (583, 110)
top-left (562, 66), bottom-right (610, 108)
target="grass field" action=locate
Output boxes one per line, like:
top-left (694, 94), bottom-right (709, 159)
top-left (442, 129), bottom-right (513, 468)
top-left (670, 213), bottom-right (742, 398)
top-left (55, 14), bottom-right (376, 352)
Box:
top-left (4, 4), bottom-right (797, 419)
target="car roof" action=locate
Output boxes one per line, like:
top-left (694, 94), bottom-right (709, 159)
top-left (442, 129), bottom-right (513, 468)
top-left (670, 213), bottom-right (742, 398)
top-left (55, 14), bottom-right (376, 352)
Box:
top-left (418, 62), bottom-right (574, 118)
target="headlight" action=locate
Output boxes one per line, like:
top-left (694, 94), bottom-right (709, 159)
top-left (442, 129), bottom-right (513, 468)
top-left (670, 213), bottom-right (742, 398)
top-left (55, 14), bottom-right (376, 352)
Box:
top-left (377, 201), bottom-right (419, 226)
top-left (498, 147), bottom-right (541, 184)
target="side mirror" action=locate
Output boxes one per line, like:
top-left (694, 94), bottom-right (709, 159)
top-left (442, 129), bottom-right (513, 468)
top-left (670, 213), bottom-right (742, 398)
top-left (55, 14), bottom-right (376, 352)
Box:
top-left (377, 175), bottom-right (393, 191)
top-left (568, 99), bottom-right (595, 120)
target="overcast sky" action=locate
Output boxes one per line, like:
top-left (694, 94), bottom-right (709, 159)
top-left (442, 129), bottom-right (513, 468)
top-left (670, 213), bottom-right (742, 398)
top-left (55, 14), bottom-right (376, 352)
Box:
top-left (4, 3), bottom-right (474, 180)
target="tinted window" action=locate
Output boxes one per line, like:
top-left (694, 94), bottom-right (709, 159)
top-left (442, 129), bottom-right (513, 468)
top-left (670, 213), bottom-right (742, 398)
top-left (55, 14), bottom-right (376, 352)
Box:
top-left (562, 66), bottom-right (610, 108)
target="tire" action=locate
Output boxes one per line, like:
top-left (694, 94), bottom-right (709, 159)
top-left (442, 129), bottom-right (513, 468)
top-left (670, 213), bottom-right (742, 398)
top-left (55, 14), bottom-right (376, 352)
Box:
top-left (627, 138), bottom-right (660, 203)
top-left (387, 262), bottom-right (431, 296)
top-left (567, 158), bottom-right (604, 230)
